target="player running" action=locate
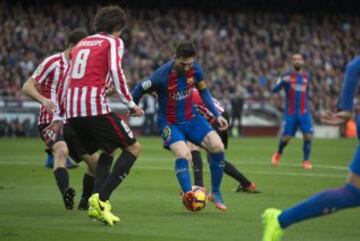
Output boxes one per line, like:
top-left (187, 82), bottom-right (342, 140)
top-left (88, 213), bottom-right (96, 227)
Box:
top-left (189, 88), bottom-right (258, 193)
top-left (262, 56), bottom-right (360, 241)
top-left (132, 41), bottom-right (228, 211)
top-left (271, 54), bottom-right (314, 169)
top-left (62, 5), bottom-right (144, 226)
top-left (22, 29), bottom-right (99, 210)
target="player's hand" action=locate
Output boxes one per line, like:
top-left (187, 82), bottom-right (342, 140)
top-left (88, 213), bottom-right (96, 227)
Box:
top-left (43, 121), bottom-right (63, 145)
top-left (129, 105), bottom-right (144, 117)
top-left (217, 116), bottom-right (228, 131)
top-left (321, 111), bottom-right (352, 125)
top-left (41, 98), bottom-right (57, 113)
top-left (105, 85), bottom-right (116, 96)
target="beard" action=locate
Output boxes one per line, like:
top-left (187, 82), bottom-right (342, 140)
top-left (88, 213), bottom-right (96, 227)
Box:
top-left (175, 66), bottom-right (185, 75)
top-left (294, 65), bottom-right (302, 71)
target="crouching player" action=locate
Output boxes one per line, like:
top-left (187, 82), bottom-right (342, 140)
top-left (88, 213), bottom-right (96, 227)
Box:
top-left (133, 42), bottom-right (228, 211)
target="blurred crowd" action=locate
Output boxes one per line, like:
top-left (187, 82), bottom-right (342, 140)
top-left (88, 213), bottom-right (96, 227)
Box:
top-left (0, 118), bottom-right (38, 137)
top-left (1, 1), bottom-right (360, 124)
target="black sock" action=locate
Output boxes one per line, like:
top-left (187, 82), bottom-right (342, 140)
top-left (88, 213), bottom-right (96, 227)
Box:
top-left (278, 140), bottom-right (289, 154)
top-left (224, 160), bottom-right (251, 187)
top-left (53, 167), bottom-right (69, 195)
top-left (81, 173), bottom-right (94, 200)
top-left (93, 153), bottom-right (113, 193)
top-left (99, 151), bottom-right (137, 201)
top-left (191, 150), bottom-right (204, 187)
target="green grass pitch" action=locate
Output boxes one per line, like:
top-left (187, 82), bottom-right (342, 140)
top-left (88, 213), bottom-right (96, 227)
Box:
top-left (0, 137), bottom-right (359, 241)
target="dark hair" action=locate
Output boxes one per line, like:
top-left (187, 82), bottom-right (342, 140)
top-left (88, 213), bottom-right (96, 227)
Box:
top-left (176, 41), bottom-right (196, 58)
top-left (94, 5), bottom-right (126, 33)
top-left (66, 29), bottom-right (88, 47)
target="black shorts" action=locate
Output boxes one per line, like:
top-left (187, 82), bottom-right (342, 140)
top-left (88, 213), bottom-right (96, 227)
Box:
top-left (212, 111), bottom-right (229, 149)
top-left (39, 123), bottom-right (65, 149)
top-left (67, 112), bottom-right (136, 154)
top-left (63, 124), bottom-right (87, 163)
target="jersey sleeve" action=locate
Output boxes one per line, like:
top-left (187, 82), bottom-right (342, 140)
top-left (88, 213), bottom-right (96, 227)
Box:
top-left (31, 55), bottom-right (57, 84)
top-left (132, 70), bottom-right (162, 105)
top-left (193, 63), bottom-right (220, 118)
top-left (109, 38), bottom-right (136, 108)
top-left (194, 63), bottom-right (207, 91)
top-left (54, 73), bottom-right (70, 121)
top-left (272, 75), bottom-right (286, 92)
top-left (338, 56), bottom-right (360, 111)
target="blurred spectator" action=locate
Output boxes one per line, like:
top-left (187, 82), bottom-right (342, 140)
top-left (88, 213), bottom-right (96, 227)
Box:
top-left (141, 95), bottom-right (157, 135)
top-left (0, 118), bottom-right (37, 137)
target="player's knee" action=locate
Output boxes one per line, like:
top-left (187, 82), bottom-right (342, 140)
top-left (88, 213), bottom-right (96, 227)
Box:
top-left (86, 167), bottom-right (96, 176)
top-left (54, 143), bottom-right (68, 160)
top-left (126, 141), bottom-right (141, 157)
top-left (304, 134), bottom-right (313, 141)
top-left (209, 141), bottom-right (224, 153)
top-left (174, 148), bottom-right (192, 161)
top-left (281, 136), bottom-right (291, 142)
top-left (83, 153), bottom-right (98, 173)
top-left (347, 172), bottom-right (360, 190)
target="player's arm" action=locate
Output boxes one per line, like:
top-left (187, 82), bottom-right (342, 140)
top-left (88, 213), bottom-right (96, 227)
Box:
top-left (193, 63), bottom-right (228, 129)
top-left (198, 85), bottom-right (228, 131)
top-left (109, 38), bottom-right (143, 116)
top-left (132, 79), bottom-right (155, 105)
top-left (194, 65), bottom-right (220, 118)
top-left (22, 58), bottom-right (57, 113)
top-left (339, 57), bottom-right (360, 112)
top-left (322, 56), bottom-right (360, 125)
top-left (132, 68), bottom-right (163, 104)
top-left (272, 76), bottom-right (285, 93)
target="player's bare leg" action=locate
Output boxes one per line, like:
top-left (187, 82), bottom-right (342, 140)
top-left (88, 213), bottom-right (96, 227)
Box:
top-left (52, 141), bottom-right (75, 210)
top-left (93, 142), bottom-right (141, 224)
top-left (78, 152), bottom-right (99, 210)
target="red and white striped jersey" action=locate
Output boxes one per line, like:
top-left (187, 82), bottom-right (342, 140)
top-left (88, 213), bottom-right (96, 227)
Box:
top-left (31, 52), bottom-right (69, 125)
top-left (192, 88), bottom-right (224, 124)
top-left (64, 33), bottom-right (135, 119)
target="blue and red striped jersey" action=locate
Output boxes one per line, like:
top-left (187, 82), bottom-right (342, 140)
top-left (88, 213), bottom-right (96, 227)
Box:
top-left (132, 60), bottom-right (220, 128)
top-left (272, 70), bottom-right (311, 115)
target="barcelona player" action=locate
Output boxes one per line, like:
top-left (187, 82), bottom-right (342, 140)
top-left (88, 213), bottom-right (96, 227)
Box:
top-left (271, 54), bottom-right (314, 169)
top-left (262, 56), bottom-right (360, 241)
top-left (132, 42), bottom-right (229, 211)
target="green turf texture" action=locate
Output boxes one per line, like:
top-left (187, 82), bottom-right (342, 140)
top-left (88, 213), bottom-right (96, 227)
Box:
top-left (0, 137), bottom-right (359, 241)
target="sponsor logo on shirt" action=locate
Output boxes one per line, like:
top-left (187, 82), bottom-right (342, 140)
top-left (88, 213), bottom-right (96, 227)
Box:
top-left (169, 88), bottom-right (192, 100)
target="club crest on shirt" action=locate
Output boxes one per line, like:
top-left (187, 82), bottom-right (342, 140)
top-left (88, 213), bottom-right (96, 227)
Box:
top-left (187, 77), bottom-right (194, 86)
top-left (162, 126), bottom-right (171, 141)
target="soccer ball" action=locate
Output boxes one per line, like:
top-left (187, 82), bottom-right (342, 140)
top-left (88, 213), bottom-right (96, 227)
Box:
top-left (182, 185), bottom-right (208, 212)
